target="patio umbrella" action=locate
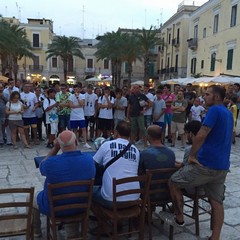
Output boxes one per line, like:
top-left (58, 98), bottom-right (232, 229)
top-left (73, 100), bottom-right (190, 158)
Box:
top-left (85, 76), bottom-right (101, 82)
top-left (0, 75), bottom-right (8, 83)
top-left (131, 80), bottom-right (144, 86)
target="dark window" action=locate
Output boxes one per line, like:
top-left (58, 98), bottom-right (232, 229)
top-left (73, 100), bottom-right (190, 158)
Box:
top-left (167, 57), bottom-right (170, 72)
top-left (201, 60), bottom-right (204, 69)
top-left (33, 34), bottom-right (39, 47)
top-left (176, 28), bottom-right (180, 44)
top-left (203, 28), bottom-right (206, 38)
top-left (230, 4), bottom-right (237, 27)
top-left (175, 54), bottom-right (178, 72)
top-left (213, 14), bottom-right (219, 33)
top-left (104, 59), bottom-right (109, 69)
top-left (124, 62), bottom-right (129, 74)
top-left (227, 49), bottom-right (234, 70)
top-left (191, 58), bottom-right (197, 74)
top-left (52, 57), bottom-right (57, 68)
top-left (194, 25), bottom-right (198, 39)
top-left (87, 59), bottom-right (93, 68)
top-left (149, 62), bottom-right (154, 77)
top-left (168, 33), bottom-right (171, 44)
top-left (210, 53), bottom-right (216, 71)
top-left (161, 59), bottom-right (163, 69)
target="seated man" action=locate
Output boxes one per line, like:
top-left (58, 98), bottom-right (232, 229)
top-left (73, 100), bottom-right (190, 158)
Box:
top-left (139, 125), bottom-right (176, 200)
top-left (93, 120), bottom-right (140, 208)
top-left (33, 130), bottom-right (96, 238)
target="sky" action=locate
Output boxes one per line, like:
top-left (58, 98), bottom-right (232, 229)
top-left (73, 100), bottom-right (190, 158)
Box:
top-left (1, 0), bottom-right (208, 39)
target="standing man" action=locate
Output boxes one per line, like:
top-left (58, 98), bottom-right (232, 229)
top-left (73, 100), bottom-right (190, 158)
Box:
top-left (165, 85), bottom-right (233, 240)
top-left (127, 84), bottom-right (152, 147)
top-left (184, 83), bottom-right (196, 121)
top-left (143, 83), bottom-right (154, 129)
top-left (0, 83), bottom-right (7, 146)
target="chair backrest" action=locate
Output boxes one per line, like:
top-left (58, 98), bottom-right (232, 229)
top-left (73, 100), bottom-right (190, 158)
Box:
top-left (112, 174), bottom-right (151, 212)
top-left (146, 168), bottom-right (178, 205)
top-left (47, 179), bottom-right (94, 219)
top-left (0, 187), bottom-right (34, 238)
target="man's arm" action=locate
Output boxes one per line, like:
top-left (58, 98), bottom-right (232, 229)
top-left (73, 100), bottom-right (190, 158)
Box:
top-left (188, 125), bottom-right (211, 164)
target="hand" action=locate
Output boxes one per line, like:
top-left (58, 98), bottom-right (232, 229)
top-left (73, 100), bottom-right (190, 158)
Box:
top-left (188, 156), bottom-right (202, 166)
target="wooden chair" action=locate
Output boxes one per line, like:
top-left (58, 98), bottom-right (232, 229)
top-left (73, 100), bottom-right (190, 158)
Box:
top-left (47, 179), bottom-right (94, 240)
top-left (0, 187), bottom-right (34, 240)
top-left (146, 168), bottom-right (178, 240)
top-left (91, 174), bottom-right (151, 240)
top-left (183, 187), bottom-right (212, 236)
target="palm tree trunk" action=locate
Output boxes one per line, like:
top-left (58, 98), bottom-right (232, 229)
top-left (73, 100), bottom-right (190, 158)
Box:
top-left (127, 62), bottom-right (132, 88)
top-left (144, 56), bottom-right (150, 85)
top-left (63, 59), bottom-right (68, 83)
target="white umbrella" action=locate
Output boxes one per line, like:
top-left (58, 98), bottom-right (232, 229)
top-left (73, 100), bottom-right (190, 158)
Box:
top-left (104, 76), bottom-right (112, 81)
top-left (85, 76), bottom-right (101, 82)
top-left (131, 80), bottom-right (144, 86)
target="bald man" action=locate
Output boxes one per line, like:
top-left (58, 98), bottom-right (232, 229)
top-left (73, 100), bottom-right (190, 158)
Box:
top-left (33, 130), bottom-right (96, 238)
top-left (138, 125), bottom-right (176, 200)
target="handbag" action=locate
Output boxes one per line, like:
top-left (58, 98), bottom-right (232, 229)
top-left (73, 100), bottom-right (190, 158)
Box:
top-left (94, 142), bottom-right (132, 185)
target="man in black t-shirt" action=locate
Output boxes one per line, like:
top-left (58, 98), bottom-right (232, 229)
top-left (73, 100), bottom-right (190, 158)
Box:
top-left (184, 83), bottom-right (196, 121)
top-left (127, 84), bottom-right (152, 147)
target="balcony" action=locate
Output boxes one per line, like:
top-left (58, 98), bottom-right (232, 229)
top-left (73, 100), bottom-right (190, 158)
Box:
top-left (85, 68), bottom-right (95, 74)
top-left (29, 65), bottom-right (43, 72)
top-left (31, 42), bottom-right (43, 49)
top-left (187, 38), bottom-right (198, 50)
top-left (172, 38), bottom-right (180, 48)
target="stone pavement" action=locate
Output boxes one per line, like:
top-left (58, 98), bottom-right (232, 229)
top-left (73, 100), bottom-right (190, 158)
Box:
top-left (0, 121), bottom-right (240, 240)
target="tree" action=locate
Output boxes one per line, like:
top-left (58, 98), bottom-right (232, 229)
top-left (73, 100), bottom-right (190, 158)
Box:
top-left (46, 36), bottom-right (84, 82)
top-left (95, 30), bottom-right (125, 87)
top-left (137, 26), bottom-right (161, 84)
top-left (0, 20), bottom-right (34, 80)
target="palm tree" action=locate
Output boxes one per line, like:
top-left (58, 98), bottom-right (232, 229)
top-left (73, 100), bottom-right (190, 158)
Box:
top-left (137, 26), bottom-right (161, 84)
top-left (0, 20), bottom-right (33, 80)
top-left (95, 30), bottom-right (124, 87)
top-left (121, 33), bottom-right (142, 87)
top-left (46, 36), bottom-right (84, 82)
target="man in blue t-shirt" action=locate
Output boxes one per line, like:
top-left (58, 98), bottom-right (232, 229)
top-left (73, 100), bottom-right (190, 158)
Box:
top-left (162, 85), bottom-right (233, 240)
top-left (33, 130), bottom-right (96, 238)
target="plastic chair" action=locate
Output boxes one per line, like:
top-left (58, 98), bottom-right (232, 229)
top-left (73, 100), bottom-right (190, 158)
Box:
top-left (0, 187), bottom-right (34, 240)
top-left (91, 174), bottom-right (151, 240)
top-left (47, 179), bottom-right (94, 240)
top-left (146, 168), bottom-right (178, 240)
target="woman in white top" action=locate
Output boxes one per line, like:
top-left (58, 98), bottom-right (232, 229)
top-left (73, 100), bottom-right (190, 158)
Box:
top-left (5, 91), bottom-right (31, 149)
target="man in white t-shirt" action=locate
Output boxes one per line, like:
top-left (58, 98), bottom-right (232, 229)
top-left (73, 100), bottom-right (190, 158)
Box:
top-left (97, 86), bottom-right (114, 138)
top-left (69, 84), bottom-right (91, 149)
top-left (20, 82), bottom-right (39, 145)
top-left (143, 83), bottom-right (154, 128)
top-left (43, 89), bottom-right (59, 148)
top-left (93, 120), bottom-right (140, 208)
top-left (84, 84), bottom-right (98, 141)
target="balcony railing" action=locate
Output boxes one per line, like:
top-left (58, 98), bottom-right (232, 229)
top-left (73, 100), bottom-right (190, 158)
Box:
top-left (172, 38), bottom-right (180, 47)
top-left (31, 42), bottom-right (43, 49)
top-left (187, 38), bottom-right (198, 50)
top-left (29, 65), bottom-right (43, 72)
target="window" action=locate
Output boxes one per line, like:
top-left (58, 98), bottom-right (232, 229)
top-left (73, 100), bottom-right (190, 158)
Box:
top-left (161, 59), bottom-right (163, 69)
top-left (52, 57), bottom-right (57, 68)
top-left (194, 25), bottom-right (198, 39)
top-left (176, 28), bottom-right (180, 44)
top-left (210, 53), bottom-right (216, 71)
top-left (124, 62), bottom-right (129, 74)
top-left (213, 14), bottom-right (219, 33)
top-left (191, 58), bottom-right (197, 74)
top-left (227, 49), bottom-right (234, 70)
top-left (168, 33), bottom-right (171, 44)
top-left (175, 54), bottom-right (178, 72)
top-left (87, 59), bottom-right (93, 68)
top-left (33, 33), bottom-right (39, 47)
top-left (103, 59), bottom-right (109, 69)
top-left (167, 57), bottom-right (170, 72)
top-left (203, 28), bottom-right (206, 38)
top-left (230, 4), bottom-right (237, 27)
top-left (201, 60), bottom-right (204, 69)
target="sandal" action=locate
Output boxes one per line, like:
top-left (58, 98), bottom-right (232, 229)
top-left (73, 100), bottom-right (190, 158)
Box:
top-left (24, 145), bottom-right (32, 149)
top-left (13, 145), bottom-right (18, 149)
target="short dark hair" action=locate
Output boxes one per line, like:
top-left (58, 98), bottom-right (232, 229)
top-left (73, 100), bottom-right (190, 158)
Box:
top-left (144, 83), bottom-right (150, 88)
top-left (115, 88), bottom-right (122, 94)
top-left (163, 84), bottom-right (171, 90)
top-left (209, 85), bottom-right (226, 101)
top-left (147, 126), bottom-right (161, 140)
top-left (60, 83), bottom-right (67, 88)
top-left (10, 91), bottom-right (20, 101)
top-left (231, 96), bottom-right (238, 104)
top-left (47, 88), bottom-right (56, 95)
top-left (116, 120), bottom-right (131, 138)
top-left (184, 120), bottom-right (202, 136)
top-left (234, 83), bottom-right (240, 89)
top-left (87, 84), bottom-right (93, 89)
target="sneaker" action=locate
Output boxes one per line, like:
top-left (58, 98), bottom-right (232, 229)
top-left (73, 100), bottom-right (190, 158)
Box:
top-left (83, 143), bottom-right (91, 149)
top-left (158, 211), bottom-right (185, 227)
top-left (46, 143), bottom-right (54, 148)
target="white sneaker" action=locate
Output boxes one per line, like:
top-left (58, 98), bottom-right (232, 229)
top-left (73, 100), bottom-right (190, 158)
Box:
top-left (83, 143), bottom-right (91, 149)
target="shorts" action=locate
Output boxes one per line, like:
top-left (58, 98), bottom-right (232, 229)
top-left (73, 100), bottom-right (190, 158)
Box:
top-left (46, 122), bottom-right (58, 135)
top-left (58, 115), bottom-right (70, 129)
top-left (171, 164), bottom-right (228, 204)
top-left (98, 118), bottom-right (112, 131)
top-left (171, 121), bottom-right (185, 135)
top-left (153, 122), bottom-right (166, 130)
top-left (70, 120), bottom-right (86, 129)
top-left (23, 117), bottom-right (37, 128)
top-left (130, 115), bottom-right (146, 137)
top-left (8, 120), bottom-right (24, 130)
top-left (164, 113), bottom-right (173, 125)
top-left (85, 116), bottom-right (95, 128)
top-left (144, 115), bottom-right (152, 128)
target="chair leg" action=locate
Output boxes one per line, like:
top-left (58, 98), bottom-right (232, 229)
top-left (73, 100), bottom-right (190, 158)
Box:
top-left (169, 225), bottom-right (174, 240)
top-left (193, 199), bottom-right (200, 236)
top-left (148, 206), bottom-right (153, 240)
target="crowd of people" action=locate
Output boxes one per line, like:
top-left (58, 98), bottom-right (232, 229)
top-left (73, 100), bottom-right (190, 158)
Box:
top-left (0, 77), bottom-right (238, 240)
top-left (0, 77), bottom-right (239, 150)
